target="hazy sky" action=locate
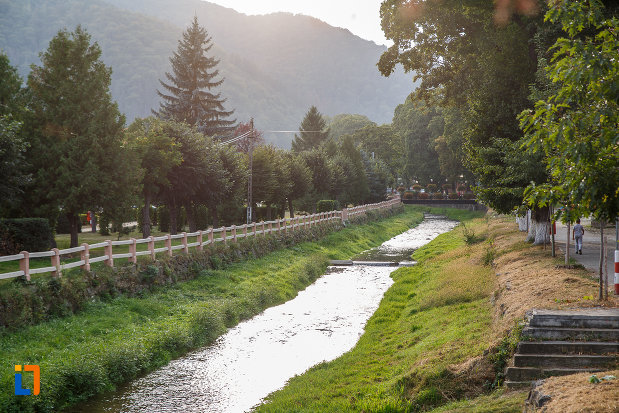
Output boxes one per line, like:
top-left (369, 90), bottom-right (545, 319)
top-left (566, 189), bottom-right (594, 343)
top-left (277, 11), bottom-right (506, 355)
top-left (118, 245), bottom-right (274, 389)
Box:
top-left (203, 0), bottom-right (389, 46)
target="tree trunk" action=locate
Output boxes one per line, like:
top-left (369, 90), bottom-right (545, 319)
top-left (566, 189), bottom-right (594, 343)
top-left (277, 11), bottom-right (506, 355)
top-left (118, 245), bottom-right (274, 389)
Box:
top-left (288, 198), bottom-right (295, 218)
top-left (565, 221), bottom-right (571, 266)
top-left (517, 213), bottom-right (528, 232)
top-left (266, 204), bottom-right (272, 221)
top-left (169, 201), bottom-right (178, 235)
top-left (532, 206), bottom-right (550, 245)
top-left (526, 211), bottom-right (536, 242)
top-left (599, 223), bottom-right (605, 300)
top-left (142, 193), bottom-right (151, 238)
top-left (211, 207), bottom-right (219, 228)
top-left (186, 202), bottom-right (197, 232)
top-left (91, 213), bottom-right (97, 233)
top-left (69, 212), bottom-right (79, 248)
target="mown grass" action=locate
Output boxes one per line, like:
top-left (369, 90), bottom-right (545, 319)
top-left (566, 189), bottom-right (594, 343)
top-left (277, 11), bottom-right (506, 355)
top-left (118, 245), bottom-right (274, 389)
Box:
top-left (254, 212), bottom-right (524, 413)
top-left (0, 205), bottom-right (435, 412)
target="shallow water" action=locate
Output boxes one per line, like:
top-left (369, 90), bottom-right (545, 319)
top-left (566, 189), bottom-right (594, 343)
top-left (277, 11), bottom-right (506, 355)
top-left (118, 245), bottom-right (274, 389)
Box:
top-left (74, 215), bottom-right (457, 413)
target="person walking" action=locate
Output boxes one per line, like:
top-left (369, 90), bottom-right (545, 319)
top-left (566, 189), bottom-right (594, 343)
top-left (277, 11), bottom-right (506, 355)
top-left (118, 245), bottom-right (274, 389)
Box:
top-left (573, 218), bottom-right (585, 255)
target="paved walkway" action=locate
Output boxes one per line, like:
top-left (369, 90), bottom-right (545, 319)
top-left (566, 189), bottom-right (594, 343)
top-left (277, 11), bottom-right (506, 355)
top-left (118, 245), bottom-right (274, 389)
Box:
top-left (554, 218), bottom-right (617, 289)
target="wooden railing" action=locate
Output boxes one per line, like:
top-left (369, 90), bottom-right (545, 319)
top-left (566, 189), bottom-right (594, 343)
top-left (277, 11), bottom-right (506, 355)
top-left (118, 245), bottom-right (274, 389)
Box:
top-left (0, 198), bottom-right (401, 280)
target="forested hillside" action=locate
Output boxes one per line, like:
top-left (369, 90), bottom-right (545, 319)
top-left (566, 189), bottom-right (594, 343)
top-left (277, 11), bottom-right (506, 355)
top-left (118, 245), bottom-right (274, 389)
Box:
top-left (0, 0), bottom-right (414, 146)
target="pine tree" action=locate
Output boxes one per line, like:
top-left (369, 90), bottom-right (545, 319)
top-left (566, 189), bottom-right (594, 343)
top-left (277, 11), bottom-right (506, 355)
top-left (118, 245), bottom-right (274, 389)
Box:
top-left (28, 26), bottom-right (139, 247)
top-left (155, 16), bottom-right (235, 137)
top-left (291, 106), bottom-right (329, 151)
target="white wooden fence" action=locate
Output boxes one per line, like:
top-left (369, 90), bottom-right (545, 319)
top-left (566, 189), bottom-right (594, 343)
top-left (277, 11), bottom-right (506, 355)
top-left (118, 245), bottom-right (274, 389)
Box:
top-left (0, 198), bottom-right (401, 280)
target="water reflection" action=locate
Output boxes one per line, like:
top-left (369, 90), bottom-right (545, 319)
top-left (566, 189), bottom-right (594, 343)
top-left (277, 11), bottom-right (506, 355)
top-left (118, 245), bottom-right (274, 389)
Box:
top-left (74, 215), bottom-right (457, 413)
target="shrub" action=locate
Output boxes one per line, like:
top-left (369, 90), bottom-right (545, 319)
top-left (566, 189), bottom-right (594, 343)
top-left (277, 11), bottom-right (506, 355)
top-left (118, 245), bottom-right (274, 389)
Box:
top-left (317, 200), bottom-right (340, 213)
top-left (457, 184), bottom-right (467, 192)
top-left (396, 186), bottom-right (405, 193)
top-left (448, 193), bottom-right (459, 199)
top-left (464, 192), bottom-right (476, 200)
top-left (99, 214), bottom-right (111, 236)
top-left (56, 214), bottom-right (72, 234)
top-left (426, 183), bottom-right (437, 192)
top-left (0, 218), bottom-right (53, 254)
top-left (412, 184), bottom-right (422, 191)
top-left (442, 184), bottom-right (451, 192)
top-left (432, 192), bottom-right (444, 200)
top-left (402, 192), bottom-right (415, 200)
top-left (419, 192), bottom-right (430, 200)
top-left (194, 205), bottom-right (210, 230)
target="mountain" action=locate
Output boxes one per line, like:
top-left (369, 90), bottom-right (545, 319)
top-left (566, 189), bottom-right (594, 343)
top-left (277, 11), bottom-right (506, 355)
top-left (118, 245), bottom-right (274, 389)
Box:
top-left (0, 0), bottom-right (415, 147)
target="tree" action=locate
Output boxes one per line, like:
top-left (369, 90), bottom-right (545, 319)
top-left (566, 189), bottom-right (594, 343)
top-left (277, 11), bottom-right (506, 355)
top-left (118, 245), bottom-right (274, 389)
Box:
top-left (206, 143), bottom-right (247, 227)
top-left (28, 26), bottom-right (139, 247)
top-left (126, 117), bottom-right (182, 238)
top-left (291, 106), bottom-right (329, 151)
top-left (155, 16), bottom-right (235, 137)
top-left (232, 120), bottom-right (264, 153)
top-left (349, 124), bottom-right (403, 187)
top-left (392, 99), bottom-right (443, 186)
top-left (283, 152), bottom-right (312, 217)
top-left (327, 114), bottom-right (375, 141)
top-left (0, 54), bottom-right (30, 214)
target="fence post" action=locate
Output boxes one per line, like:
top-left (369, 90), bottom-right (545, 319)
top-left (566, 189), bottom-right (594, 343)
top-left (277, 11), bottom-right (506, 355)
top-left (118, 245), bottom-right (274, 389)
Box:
top-left (166, 234), bottom-right (172, 257)
top-left (19, 251), bottom-right (30, 281)
top-left (268, 221), bottom-right (272, 234)
top-left (277, 219), bottom-right (281, 233)
top-left (148, 236), bottom-right (155, 260)
top-left (222, 227), bottom-right (227, 245)
top-left (253, 222), bottom-right (257, 237)
top-left (262, 222), bottom-right (266, 237)
top-left (81, 243), bottom-right (91, 271)
top-left (341, 208), bottom-right (347, 224)
top-left (182, 232), bottom-right (188, 254)
top-left (129, 238), bottom-right (137, 264)
top-left (243, 224), bottom-right (248, 238)
top-left (207, 226), bottom-right (214, 247)
top-left (232, 225), bottom-right (237, 243)
top-left (51, 248), bottom-right (61, 278)
top-left (105, 240), bottom-right (114, 267)
top-left (197, 231), bottom-right (203, 252)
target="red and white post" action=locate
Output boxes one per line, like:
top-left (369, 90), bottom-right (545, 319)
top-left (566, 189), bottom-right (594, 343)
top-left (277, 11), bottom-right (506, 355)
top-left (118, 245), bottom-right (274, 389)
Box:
top-left (614, 250), bottom-right (619, 295)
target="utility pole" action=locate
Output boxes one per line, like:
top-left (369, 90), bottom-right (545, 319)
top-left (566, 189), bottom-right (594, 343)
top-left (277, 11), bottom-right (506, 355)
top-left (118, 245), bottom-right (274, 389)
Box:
top-left (246, 118), bottom-right (254, 224)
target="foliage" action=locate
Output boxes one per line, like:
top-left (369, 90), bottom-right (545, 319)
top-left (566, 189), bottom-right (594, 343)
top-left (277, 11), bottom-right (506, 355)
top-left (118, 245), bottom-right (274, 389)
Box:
top-left (27, 26), bottom-right (140, 247)
top-left (348, 123), bottom-right (403, 186)
top-left (291, 106), bottom-right (330, 151)
top-left (0, 218), bottom-right (52, 255)
top-left (316, 200), bottom-right (340, 213)
top-left (155, 16), bottom-right (235, 137)
top-left (326, 113), bottom-right (375, 141)
top-left (519, 0), bottom-right (619, 222)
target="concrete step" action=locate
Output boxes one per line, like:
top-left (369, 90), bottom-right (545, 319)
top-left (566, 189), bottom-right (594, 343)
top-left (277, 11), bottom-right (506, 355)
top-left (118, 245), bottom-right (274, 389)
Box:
top-left (522, 326), bottom-right (619, 341)
top-left (529, 309), bottom-right (619, 329)
top-left (504, 380), bottom-right (533, 389)
top-left (517, 341), bottom-right (619, 355)
top-left (505, 366), bottom-right (603, 382)
top-left (513, 354), bottom-right (617, 369)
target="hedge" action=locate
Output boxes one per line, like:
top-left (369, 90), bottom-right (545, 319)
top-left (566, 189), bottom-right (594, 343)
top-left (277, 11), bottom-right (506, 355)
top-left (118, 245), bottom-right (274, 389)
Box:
top-left (316, 200), bottom-right (340, 213)
top-left (0, 218), bottom-right (53, 255)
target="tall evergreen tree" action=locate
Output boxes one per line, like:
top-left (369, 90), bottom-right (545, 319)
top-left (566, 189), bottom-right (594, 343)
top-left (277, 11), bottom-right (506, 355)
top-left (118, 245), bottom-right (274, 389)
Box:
top-left (28, 26), bottom-right (139, 247)
top-left (155, 16), bottom-right (235, 137)
top-left (291, 106), bottom-right (329, 151)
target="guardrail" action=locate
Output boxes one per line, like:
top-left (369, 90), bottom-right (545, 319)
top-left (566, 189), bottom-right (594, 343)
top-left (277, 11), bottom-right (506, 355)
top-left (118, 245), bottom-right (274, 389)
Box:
top-left (0, 198), bottom-right (401, 280)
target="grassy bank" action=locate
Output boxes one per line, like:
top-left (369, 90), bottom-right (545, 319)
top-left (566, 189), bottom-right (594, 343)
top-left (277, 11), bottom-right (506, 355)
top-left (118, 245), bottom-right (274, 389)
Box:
top-left (1, 205), bottom-right (437, 412)
top-left (254, 214), bottom-right (524, 413)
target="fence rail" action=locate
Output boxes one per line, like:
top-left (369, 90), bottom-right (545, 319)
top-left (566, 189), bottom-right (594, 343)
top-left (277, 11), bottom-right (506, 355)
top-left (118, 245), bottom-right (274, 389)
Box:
top-left (0, 198), bottom-right (401, 280)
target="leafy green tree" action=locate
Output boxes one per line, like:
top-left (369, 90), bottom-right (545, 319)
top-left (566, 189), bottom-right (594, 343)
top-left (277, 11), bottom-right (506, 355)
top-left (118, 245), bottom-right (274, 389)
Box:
top-left (28, 26), bottom-right (139, 247)
top-left (520, 0), bottom-right (618, 224)
top-left (251, 145), bottom-right (290, 219)
top-left (291, 106), bottom-right (329, 151)
top-left (349, 124), bottom-right (402, 187)
top-left (327, 114), bottom-right (375, 141)
top-left (283, 152), bottom-right (312, 217)
top-left (336, 135), bottom-right (369, 204)
top-left (0, 54), bottom-right (30, 214)
top-left (392, 99), bottom-right (443, 186)
top-left (155, 16), bottom-right (235, 137)
top-left (207, 143), bottom-right (247, 227)
top-left (125, 117), bottom-right (183, 237)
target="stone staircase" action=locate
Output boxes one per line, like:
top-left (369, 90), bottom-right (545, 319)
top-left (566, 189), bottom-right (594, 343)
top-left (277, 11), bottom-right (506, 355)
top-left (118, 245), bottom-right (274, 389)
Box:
top-left (505, 309), bottom-right (619, 388)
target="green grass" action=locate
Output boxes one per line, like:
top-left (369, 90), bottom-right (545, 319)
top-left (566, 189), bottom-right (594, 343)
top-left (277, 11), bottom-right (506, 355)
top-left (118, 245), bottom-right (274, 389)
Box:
top-left (0, 206), bottom-right (433, 412)
top-left (428, 389), bottom-right (528, 413)
top-left (254, 212), bottom-right (523, 413)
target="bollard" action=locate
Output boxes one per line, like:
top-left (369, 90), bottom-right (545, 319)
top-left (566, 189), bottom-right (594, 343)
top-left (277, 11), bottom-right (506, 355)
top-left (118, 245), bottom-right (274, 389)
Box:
top-left (615, 250), bottom-right (619, 295)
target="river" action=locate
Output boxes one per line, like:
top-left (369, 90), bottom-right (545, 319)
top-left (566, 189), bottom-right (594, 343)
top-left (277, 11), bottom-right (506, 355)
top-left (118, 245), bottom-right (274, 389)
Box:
top-left (72, 215), bottom-right (457, 412)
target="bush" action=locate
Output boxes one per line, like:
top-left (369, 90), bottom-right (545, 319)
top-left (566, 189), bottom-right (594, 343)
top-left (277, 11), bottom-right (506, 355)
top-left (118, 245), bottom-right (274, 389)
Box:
top-left (442, 184), bottom-right (451, 192)
top-left (448, 193), bottom-right (459, 200)
top-left (0, 218), bottom-right (53, 255)
top-left (426, 183), bottom-right (437, 192)
top-left (56, 214), bottom-right (71, 234)
top-left (396, 186), bottom-right (405, 193)
top-left (464, 192), bottom-right (476, 200)
top-left (317, 200), bottom-right (340, 213)
top-left (419, 192), bottom-right (430, 200)
top-left (412, 184), bottom-right (422, 191)
top-left (402, 191), bottom-right (414, 200)
top-left (431, 192), bottom-right (444, 200)
top-left (457, 184), bottom-right (467, 192)
top-left (99, 214), bottom-right (111, 236)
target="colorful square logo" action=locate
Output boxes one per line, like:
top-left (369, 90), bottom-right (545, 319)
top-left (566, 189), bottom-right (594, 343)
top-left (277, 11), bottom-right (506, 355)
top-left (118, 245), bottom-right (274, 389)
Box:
top-left (14, 365), bottom-right (40, 396)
